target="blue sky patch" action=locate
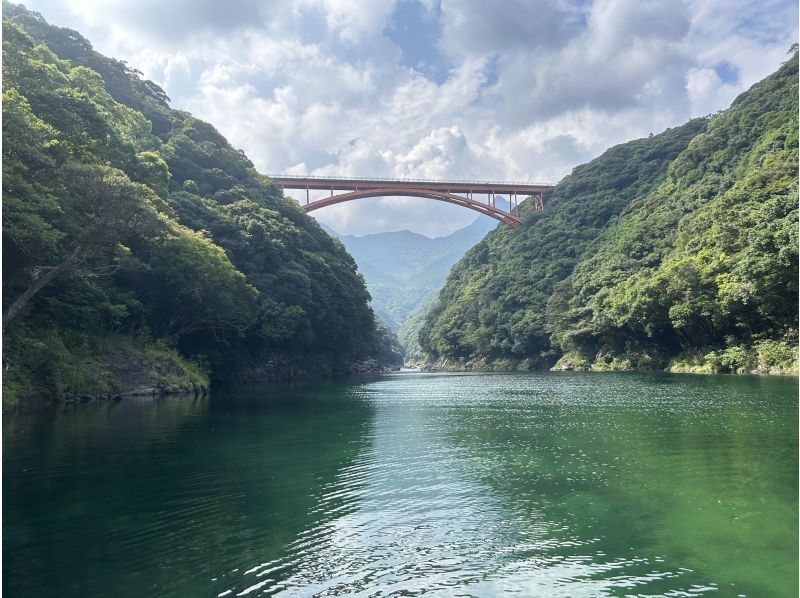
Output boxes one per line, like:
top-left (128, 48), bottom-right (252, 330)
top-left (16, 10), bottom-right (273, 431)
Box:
top-left (714, 61), bottom-right (739, 84)
top-left (383, 0), bottom-right (452, 84)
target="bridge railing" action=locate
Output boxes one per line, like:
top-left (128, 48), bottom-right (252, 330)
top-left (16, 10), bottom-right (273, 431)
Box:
top-left (268, 174), bottom-right (554, 187)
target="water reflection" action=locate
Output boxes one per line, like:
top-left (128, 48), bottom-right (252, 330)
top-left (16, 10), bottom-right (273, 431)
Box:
top-left (4, 384), bottom-right (376, 597)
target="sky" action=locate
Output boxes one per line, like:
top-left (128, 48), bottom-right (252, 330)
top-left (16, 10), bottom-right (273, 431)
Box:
top-left (18, 0), bottom-right (798, 237)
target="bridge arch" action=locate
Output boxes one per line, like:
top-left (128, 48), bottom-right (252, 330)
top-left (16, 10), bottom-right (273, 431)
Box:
top-left (271, 176), bottom-right (552, 229)
top-left (302, 188), bottom-right (522, 227)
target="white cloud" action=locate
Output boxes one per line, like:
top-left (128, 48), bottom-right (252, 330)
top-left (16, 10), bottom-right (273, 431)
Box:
top-left (315, 0), bottom-right (396, 42)
top-left (685, 67), bottom-right (731, 117)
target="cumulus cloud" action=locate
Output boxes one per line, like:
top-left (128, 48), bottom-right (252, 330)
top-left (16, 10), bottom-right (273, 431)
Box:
top-left (20, 0), bottom-right (799, 236)
top-left (316, 0), bottom-right (396, 42)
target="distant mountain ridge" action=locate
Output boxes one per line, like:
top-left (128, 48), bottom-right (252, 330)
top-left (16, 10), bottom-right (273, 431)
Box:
top-left (323, 212), bottom-right (501, 330)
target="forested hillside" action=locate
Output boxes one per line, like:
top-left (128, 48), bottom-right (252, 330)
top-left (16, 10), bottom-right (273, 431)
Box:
top-left (2, 3), bottom-right (397, 406)
top-left (419, 52), bottom-right (798, 374)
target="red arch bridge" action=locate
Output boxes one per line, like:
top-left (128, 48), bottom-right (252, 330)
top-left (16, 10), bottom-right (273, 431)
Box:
top-left (270, 176), bottom-right (554, 228)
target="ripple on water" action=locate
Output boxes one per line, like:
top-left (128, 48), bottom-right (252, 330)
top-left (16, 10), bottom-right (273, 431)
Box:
top-left (4, 373), bottom-right (797, 597)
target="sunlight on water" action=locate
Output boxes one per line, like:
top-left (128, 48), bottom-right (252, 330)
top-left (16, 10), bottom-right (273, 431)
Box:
top-left (4, 372), bottom-right (797, 597)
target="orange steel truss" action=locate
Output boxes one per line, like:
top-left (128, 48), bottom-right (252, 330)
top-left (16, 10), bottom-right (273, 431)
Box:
top-left (270, 175), bottom-right (553, 227)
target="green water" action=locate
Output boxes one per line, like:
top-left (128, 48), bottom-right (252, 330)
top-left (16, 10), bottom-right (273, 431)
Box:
top-left (4, 371), bottom-right (797, 596)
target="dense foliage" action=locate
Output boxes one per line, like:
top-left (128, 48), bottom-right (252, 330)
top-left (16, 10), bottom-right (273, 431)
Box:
top-left (2, 4), bottom-right (389, 403)
top-left (420, 53), bottom-right (798, 373)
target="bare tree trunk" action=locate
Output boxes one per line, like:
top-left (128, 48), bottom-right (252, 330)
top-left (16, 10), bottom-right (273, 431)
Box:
top-left (3, 237), bottom-right (91, 331)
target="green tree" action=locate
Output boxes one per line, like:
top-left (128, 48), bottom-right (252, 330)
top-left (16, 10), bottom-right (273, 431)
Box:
top-left (4, 163), bottom-right (161, 329)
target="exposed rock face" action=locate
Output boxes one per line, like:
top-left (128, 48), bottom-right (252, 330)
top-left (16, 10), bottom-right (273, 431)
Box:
top-left (3, 346), bottom-right (209, 412)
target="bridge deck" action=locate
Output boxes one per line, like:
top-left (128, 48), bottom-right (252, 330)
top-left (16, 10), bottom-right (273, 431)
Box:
top-left (270, 175), bottom-right (553, 194)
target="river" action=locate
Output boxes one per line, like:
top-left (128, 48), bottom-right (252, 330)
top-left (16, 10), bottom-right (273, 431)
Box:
top-left (3, 371), bottom-right (797, 596)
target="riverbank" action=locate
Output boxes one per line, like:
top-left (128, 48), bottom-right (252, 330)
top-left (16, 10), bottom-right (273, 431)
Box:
top-left (3, 348), bottom-right (401, 413)
top-left (3, 339), bottom-right (210, 413)
top-left (553, 340), bottom-right (798, 375)
top-left (236, 354), bottom-right (400, 383)
top-left (419, 340), bottom-right (798, 376)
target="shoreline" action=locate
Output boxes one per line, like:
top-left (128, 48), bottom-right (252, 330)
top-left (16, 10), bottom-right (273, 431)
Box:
top-left (3, 358), bottom-right (402, 414)
top-left (413, 359), bottom-right (798, 377)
